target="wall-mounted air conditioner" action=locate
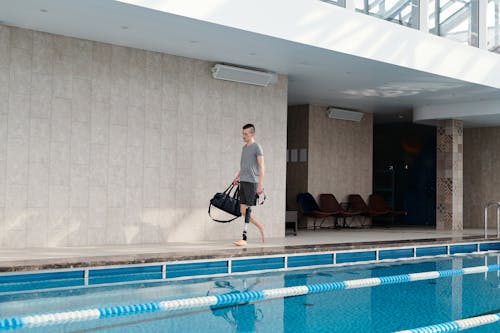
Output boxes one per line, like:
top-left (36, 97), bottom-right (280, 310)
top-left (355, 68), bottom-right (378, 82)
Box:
top-left (326, 107), bottom-right (364, 122)
top-left (211, 64), bottom-right (277, 87)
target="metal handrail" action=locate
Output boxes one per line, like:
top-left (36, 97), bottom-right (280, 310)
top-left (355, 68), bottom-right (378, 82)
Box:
top-left (484, 201), bottom-right (500, 238)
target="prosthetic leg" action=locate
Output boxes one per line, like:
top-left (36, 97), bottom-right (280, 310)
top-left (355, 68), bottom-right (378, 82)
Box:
top-left (242, 207), bottom-right (251, 241)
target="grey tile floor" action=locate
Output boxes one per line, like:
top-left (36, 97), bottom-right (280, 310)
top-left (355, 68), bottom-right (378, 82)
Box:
top-left (0, 227), bottom-right (487, 263)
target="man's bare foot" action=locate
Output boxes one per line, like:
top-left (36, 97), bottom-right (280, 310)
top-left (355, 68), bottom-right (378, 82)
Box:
top-left (233, 239), bottom-right (247, 246)
top-left (257, 224), bottom-right (266, 243)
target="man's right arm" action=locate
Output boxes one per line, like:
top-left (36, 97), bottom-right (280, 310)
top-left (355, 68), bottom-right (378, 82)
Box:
top-left (233, 171), bottom-right (240, 185)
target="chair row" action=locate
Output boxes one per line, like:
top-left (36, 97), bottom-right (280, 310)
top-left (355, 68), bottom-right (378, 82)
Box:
top-left (296, 192), bottom-right (404, 229)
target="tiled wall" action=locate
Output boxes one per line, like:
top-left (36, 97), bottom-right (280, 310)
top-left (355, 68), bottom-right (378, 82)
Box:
top-left (0, 25), bottom-right (287, 248)
top-left (463, 126), bottom-right (500, 228)
top-left (436, 119), bottom-right (463, 230)
top-left (307, 105), bottom-right (373, 205)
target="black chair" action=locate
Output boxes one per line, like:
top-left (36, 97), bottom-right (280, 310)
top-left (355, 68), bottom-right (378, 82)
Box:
top-left (297, 192), bottom-right (335, 230)
top-left (348, 194), bottom-right (386, 227)
top-left (369, 193), bottom-right (405, 217)
top-left (319, 193), bottom-right (361, 228)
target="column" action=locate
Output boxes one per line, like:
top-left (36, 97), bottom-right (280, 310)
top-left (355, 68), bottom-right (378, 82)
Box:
top-left (472, 0), bottom-right (484, 48)
top-left (436, 119), bottom-right (463, 230)
top-left (478, 0), bottom-right (487, 49)
top-left (419, 0), bottom-right (428, 32)
top-left (345, 0), bottom-right (355, 11)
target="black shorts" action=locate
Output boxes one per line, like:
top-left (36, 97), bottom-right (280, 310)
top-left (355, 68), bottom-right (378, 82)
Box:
top-left (239, 182), bottom-right (257, 206)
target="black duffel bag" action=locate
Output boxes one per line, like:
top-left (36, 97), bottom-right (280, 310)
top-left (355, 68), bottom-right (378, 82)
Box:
top-left (208, 183), bottom-right (242, 223)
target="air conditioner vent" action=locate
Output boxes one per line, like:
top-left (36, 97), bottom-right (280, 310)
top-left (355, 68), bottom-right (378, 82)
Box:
top-left (211, 64), bottom-right (277, 87)
top-left (326, 107), bottom-right (364, 122)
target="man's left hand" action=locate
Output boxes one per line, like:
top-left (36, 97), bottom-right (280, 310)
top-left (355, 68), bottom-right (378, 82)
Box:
top-left (257, 184), bottom-right (263, 195)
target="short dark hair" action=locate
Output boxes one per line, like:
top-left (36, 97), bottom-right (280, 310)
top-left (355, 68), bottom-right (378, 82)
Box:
top-left (242, 123), bottom-right (255, 133)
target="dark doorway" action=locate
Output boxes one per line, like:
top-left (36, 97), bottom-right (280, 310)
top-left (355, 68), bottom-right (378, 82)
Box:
top-left (373, 123), bottom-right (436, 226)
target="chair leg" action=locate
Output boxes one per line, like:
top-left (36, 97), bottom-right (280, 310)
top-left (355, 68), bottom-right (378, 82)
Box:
top-left (319, 217), bottom-right (328, 229)
top-left (334, 217), bottom-right (340, 229)
top-left (331, 216), bottom-right (337, 229)
top-left (360, 216), bottom-right (367, 227)
top-left (313, 218), bottom-right (321, 230)
top-left (355, 215), bottom-right (362, 227)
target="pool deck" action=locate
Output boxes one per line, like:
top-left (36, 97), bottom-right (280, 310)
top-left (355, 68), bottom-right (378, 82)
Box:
top-left (0, 227), bottom-right (498, 272)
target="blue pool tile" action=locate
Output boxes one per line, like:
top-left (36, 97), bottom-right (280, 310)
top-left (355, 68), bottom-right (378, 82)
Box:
top-left (287, 254), bottom-right (333, 268)
top-left (479, 242), bottom-right (500, 251)
top-left (166, 261), bottom-right (228, 278)
top-left (416, 246), bottom-right (448, 257)
top-left (231, 257), bottom-right (285, 273)
top-left (450, 244), bottom-right (477, 254)
top-left (0, 271), bottom-right (84, 293)
top-left (336, 251), bottom-right (376, 264)
top-left (0, 271), bottom-right (82, 283)
top-left (379, 248), bottom-right (414, 260)
top-left (89, 265), bottom-right (162, 285)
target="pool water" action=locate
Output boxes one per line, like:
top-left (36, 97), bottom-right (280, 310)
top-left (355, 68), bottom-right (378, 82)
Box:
top-left (2, 253), bottom-right (500, 332)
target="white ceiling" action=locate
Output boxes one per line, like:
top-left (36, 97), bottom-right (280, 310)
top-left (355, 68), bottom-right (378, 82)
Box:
top-left (2, 0), bottom-right (500, 126)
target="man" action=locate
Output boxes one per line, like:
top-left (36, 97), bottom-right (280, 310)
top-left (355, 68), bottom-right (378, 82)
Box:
top-left (232, 124), bottom-right (265, 246)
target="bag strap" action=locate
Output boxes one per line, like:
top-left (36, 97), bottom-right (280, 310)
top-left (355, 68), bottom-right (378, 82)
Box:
top-left (221, 184), bottom-right (238, 206)
top-left (223, 183), bottom-right (234, 195)
top-left (208, 203), bottom-right (240, 223)
top-left (232, 186), bottom-right (239, 199)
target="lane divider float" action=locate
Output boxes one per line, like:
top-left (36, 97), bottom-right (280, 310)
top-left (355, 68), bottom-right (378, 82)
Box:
top-left (394, 313), bottom-right (500, 333)
top-left (1, 264), bottom-right (500, 330)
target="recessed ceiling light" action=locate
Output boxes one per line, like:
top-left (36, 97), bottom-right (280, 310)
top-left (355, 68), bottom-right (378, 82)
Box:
top-left (40, 9), bottom-right (48, 13)
top-left (121, 26), bottom-right (129, 30)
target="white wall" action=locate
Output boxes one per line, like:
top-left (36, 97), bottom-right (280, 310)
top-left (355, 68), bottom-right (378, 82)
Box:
top-left (414, 99), bottom-right (500, 122)
top-left (120, 0), bottom-right (500, 90)
top-left (308, 105), bottom-right (373, 205)
top-left (0, 25), bottom-right (287, 248)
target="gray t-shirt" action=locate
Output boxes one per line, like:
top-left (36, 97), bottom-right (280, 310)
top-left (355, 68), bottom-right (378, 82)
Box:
top-left (240, 142), bottom-right (264, 183)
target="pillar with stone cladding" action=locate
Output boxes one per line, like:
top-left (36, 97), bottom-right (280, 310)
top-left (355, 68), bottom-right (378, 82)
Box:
top-left (436, 119), bottom-right (463, 230)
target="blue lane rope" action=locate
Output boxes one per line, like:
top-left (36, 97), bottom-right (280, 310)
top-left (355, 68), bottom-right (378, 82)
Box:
top-left (394, 313), bottom-right (500, 333)
top-left (1, 264), bottom-right (500, 330)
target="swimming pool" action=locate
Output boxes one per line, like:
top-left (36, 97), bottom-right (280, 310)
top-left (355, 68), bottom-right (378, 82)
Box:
top-left (2, 251), bottom-right (500, 332)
